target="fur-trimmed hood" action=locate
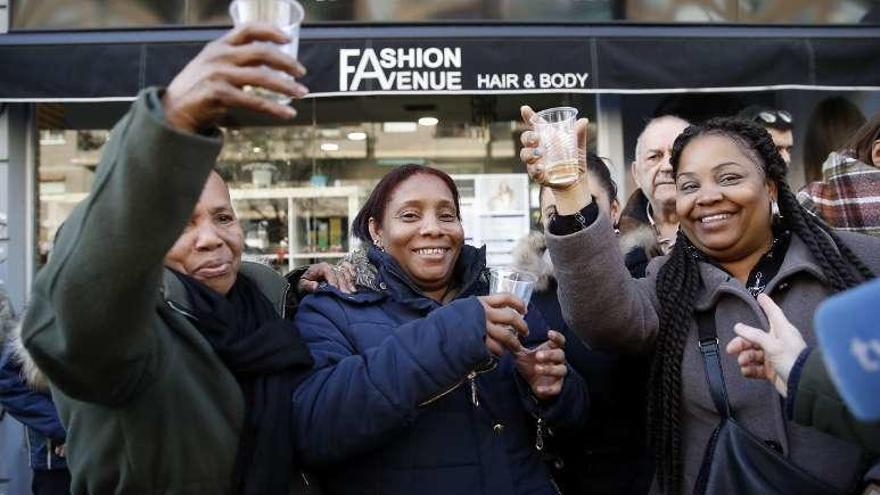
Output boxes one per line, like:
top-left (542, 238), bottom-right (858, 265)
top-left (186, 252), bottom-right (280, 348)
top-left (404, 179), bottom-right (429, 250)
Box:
top-left (8, 322), bottom-right (50, 392)
top-left (510, 232), bottom-right (555, 291)
top-left (511, 224), bottom-right (660, 289)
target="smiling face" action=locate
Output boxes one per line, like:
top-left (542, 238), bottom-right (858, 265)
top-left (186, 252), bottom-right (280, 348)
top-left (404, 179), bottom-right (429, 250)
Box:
top-left (369, 173), bottom-right (464, 298)
top-left (633, 116), bottom-right (691, 209)
top-left (164, 171), bottom-right (244, 295)
top-left (675, 134), bottom-right (777, 263)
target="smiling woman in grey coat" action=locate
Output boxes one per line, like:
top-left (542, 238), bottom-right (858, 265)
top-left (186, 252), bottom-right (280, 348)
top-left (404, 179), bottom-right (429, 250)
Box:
top-left (518, 107), bottom-right (880, 495)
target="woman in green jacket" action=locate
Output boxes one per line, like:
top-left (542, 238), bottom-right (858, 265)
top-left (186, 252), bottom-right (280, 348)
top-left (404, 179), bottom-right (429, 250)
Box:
top-left (19, 23), bottom-right (332, 495)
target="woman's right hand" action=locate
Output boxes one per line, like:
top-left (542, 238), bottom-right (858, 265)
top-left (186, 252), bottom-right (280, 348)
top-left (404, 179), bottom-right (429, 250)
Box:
top-left (478, 294), bottom-right (528, 356)
top-left (162, 23), bottom-right (309, 133)
top-left (519, 105), bottom-right (592, 215)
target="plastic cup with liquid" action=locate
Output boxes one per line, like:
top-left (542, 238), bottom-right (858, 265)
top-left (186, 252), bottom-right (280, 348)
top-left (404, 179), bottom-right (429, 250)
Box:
top-left (229, 0), bottom-right (304, 105)
top-left (530, 106), bottom-right (581, 187)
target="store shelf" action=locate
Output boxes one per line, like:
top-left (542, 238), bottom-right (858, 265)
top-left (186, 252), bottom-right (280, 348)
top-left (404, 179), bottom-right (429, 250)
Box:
top-left (230, 186), bottom-right (361, 273)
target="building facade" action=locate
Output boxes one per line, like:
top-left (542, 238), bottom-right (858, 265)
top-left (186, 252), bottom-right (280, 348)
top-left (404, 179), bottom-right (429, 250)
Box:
top-left (1, 0), bottom-right (880, 312)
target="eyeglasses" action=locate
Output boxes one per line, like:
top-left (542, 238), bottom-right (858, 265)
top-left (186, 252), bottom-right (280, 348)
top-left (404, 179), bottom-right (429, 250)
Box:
top-left (756, 110), bottom-right (792, 125)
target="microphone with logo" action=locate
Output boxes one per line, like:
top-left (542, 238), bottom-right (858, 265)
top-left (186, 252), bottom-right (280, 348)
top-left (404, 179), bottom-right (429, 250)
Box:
top-left (815, 278), bottom-right (880, 422)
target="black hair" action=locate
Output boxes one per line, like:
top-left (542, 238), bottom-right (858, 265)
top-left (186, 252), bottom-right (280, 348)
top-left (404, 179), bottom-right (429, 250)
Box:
top-left (650, 117), bottom-right (875, 493)
top-left (588, 153), bottom-right (619, 204)
top-left (803, 97), bottom-right (866, 182)
top-left (843, 110), bottom-right (880, 167)
top-left (351, 164), bottom-right (461, 244)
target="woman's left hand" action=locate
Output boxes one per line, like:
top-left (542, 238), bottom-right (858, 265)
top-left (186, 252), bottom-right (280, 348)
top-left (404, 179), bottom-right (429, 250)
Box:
top-left (516, 330), bottom-right (568, 400)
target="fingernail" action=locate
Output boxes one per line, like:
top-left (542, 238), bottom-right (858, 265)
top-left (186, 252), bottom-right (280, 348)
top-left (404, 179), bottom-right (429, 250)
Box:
top-left (283, 106), bottom-right (297, 118)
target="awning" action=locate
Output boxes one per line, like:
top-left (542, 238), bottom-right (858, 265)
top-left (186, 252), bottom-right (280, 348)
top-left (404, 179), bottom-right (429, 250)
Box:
top-left (1, 24), bottom-right (879, 101)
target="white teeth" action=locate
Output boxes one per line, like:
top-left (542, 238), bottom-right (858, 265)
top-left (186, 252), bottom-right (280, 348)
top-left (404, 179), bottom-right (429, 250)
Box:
top-left (416, 248), bottom-right (446, 255)
top-left (701, 213), bottom-right (731, 223)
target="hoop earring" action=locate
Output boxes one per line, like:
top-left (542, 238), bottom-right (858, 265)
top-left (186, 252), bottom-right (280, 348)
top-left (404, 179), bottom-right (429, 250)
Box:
top-left (771, 200), bottom-right (782, 223)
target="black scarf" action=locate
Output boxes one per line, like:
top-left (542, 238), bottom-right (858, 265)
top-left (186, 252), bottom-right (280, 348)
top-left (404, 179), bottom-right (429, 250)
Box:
top-left (173, 271), bottom-right (314, 495)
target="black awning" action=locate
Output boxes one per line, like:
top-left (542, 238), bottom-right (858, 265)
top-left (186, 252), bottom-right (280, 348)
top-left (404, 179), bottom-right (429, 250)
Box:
top-left (1, 24), bottom-right (879, 101)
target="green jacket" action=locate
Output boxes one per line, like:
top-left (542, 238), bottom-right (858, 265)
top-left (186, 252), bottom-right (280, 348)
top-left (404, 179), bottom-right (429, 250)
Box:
top-left (21, 88), bottom-right (293, 494)
top-left (794, 349), bottom-right (880, 456)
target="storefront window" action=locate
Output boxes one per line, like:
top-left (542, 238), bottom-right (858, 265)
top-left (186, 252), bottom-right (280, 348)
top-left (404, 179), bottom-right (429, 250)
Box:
top-left (11, 0), bottom-right (879, 29)
top-left (36, 94), bottom-right (597, 272)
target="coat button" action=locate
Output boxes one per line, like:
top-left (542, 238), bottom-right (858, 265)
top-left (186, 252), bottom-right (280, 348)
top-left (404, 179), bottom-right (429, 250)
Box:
top-left (379, 282), bottom-right (387, 290)
top-left (493, 423), bottom-right (505, 434)
top-left (777, 282), bottom-right (790, 291)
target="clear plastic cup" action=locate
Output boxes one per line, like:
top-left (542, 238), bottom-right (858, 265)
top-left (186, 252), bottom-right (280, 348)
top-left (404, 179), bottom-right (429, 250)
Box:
top-left (489, 268), bottom-right (537, 306)
top-left (530, 106), bottom-right (581, 187)
top-left (229, 0), bottom-right (304, 105)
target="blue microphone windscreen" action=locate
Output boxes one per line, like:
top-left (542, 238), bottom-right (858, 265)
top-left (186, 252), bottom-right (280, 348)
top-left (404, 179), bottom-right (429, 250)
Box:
top-left (815, 278), bottom-right (880, 421)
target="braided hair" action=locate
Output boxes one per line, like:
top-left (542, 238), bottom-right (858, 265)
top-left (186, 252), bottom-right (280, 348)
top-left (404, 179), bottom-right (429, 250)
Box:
top-left (649, 117), bottom-right (875, 493)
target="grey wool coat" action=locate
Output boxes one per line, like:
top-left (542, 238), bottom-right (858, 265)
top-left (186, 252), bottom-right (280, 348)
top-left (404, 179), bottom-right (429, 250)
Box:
top-left (545, 212), bottom-right (880, 495)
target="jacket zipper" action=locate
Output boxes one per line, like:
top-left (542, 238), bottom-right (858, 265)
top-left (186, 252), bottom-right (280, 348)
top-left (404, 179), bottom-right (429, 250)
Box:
top-left (418, 359), bottom-right (498, 407)
top-left (165, 299), bottom-right (198, 321)
top-left (279, 281), bottom-right (291, 319)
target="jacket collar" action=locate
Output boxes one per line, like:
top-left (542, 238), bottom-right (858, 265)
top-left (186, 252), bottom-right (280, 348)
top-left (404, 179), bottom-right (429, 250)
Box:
top-left (693, 232), bottom-right (828, 312)
top-left (161, 261), bottom-right (289, 317)
top-left (337, 243), bottom-right (488, 311)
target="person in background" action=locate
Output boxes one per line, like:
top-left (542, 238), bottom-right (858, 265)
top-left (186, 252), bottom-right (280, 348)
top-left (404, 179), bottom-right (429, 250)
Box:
top-left (18, 24), bottom-right (347, 495)
top-left (799, 111), bottom-right (880, 236)
top-left (738, 105), bottom-right (794, 167)
top-left (0, 340), bottom-right (70, 495)
top-left (616, 115), bottom-right (691, 278)
top-left (520, 106), bottom-right (880, 494)
top-left (513, 153), bottom-right (653, 495)
top-left (292, 164), bottom-right (588, 495)
top-left (803, 96), bottom-right (866, 184)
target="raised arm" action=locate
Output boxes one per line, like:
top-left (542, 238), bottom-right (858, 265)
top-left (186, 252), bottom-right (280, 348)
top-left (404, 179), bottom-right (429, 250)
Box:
top-left (519, 105), bottom-right (660, 353)
top-left (21, 24), bottom-right (307, 405)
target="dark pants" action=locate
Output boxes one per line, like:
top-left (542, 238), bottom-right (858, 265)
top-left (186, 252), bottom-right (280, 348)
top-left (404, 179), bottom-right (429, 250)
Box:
top-left (32, 469), bottom-right (71, 495)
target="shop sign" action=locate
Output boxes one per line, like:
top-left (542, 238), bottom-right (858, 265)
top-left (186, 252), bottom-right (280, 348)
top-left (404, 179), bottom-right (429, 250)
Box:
top-left (300, 39), bottom-right (593, 96)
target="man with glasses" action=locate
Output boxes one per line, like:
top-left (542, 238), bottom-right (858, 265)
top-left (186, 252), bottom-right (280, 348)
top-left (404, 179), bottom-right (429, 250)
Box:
top-left (738, 105), bottom-right (795, 166)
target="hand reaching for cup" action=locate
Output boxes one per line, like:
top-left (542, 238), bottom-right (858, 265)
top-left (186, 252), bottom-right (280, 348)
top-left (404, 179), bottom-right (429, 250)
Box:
top-left (477, 294), bottom-right (528, 357)
top-left (725, 293), bottom-right (808, 397)
top-left (516, 330), bottom-right (568, 400)
top-left (162, 23), bottom-right (309, 134)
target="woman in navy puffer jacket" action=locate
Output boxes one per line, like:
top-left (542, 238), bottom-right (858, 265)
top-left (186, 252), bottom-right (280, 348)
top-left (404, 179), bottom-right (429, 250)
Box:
top-left (292, 165), bottom-right (588, 495)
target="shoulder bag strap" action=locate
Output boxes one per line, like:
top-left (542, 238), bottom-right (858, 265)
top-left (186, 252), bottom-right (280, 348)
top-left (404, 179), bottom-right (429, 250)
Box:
top-left (696, 311), bottom-right (733, 418)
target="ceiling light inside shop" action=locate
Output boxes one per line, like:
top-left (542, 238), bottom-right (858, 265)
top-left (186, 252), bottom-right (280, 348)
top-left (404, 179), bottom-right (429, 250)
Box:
top-left (383, 122), bottom-right (418, 133)
top-left (252, 147), bottom-right (262, 153)
top-left (347, 132), bottom-right (367, 141)
top-left (418, 117), bottom-right (439, 127)
top-left (320, 142), bottom-right (340, 152)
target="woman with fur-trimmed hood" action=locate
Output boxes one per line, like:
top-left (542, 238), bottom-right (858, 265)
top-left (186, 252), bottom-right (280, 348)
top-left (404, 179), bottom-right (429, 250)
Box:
top-left (513, 154), bottom-right (654, 495)
top-left (0, 297), bottom-right (71, 494)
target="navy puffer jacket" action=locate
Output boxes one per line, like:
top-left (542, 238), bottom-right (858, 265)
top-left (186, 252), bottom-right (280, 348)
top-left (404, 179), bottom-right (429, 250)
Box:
top-left (0, 342), bottom-right (67, 471)
top-left (293, 245), bottom-right (588, 495)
